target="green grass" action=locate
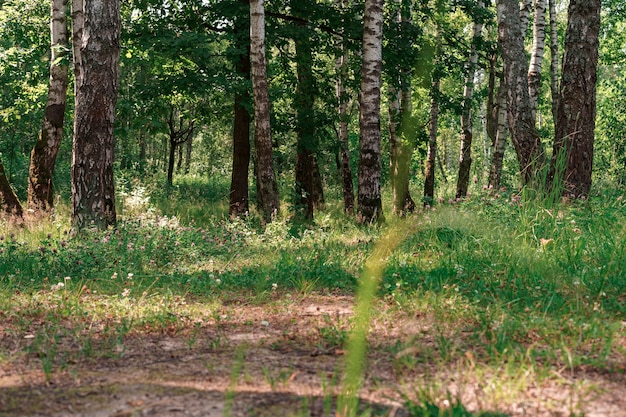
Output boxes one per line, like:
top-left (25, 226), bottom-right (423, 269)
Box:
top-left (1, 178), bottom-right (625, 415)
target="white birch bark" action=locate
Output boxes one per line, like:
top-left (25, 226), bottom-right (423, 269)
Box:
top-left (357, 0), bottom-right (384, 223)
top-left (250, 0), bottom-right (279, 222)
top-left (548, 0), bottom-right (559, 122)
top-left (528, 0), bottom-right (547, 122)
top-left (497, 0), bottom-right (544, 185)
top-left (456, 1), bottom-right (484, 198)
top-left (28, 0), bottom-right (70, 211)
top-left (519, 0), bottom-right (533, 36)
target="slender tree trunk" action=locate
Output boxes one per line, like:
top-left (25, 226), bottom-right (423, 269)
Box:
top-left (388, 2), bottom-right (415, 215)
top-left (28, 0), bottom-right (70, 212)
top-left (519, 0), bottom-right (533, 36)
top-left (229, 0), bottom-right (252, 218)
top-left (497, 0), bottom-right (544, 186)
top-left (548, 0), bottom-right (559, 122)
top-left (528, 0), bottom-right (547, 122)
top-left (293, 8), bottom-right (316, 221)
top-left (0, 160), bottom-right (23, 218)
top-left (166, 105), bottom-right (194, 188)
top-left (456, 1), bottom-right (483, 198)
top-left (71, 0), bottom-right (83, 87)
top-left (335, 0), bottom-right (355, 215)
top-left (488, 74), bottom-right (508, 189)
top-left (311, 155), bottom-right (325, 210)
top-left (357, 0), bottom-right (384, 223)
top-left (71, 0), bottom-right (120, 230)
top-left (176, 142), bottom-right (184, 173)
top-left (184, 135), bottom-right (192, 174)
top-left (551, 0), bottom-right (601, 198)
top-left (486, 53), bottom-right (498, 145)
top-left (424, 71), bottom-right (440, 206)
top-left (250, 0), bottom-right (279, 222)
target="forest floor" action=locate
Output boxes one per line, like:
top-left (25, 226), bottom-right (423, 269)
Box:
top-left (1, 293), bottom-right (625, 417)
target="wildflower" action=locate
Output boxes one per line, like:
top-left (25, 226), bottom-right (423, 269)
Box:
top-left (51, 282), bottom-right (65, 291)
top-left (425, 204), bottom-right (431, 210)
top-left (271, 283), bottom-right (278, 290)
top-left (215, 278), bottom-right (221, 285)
top-left (122, 288), bottom-right (130, 297)
top-left (111, 272), bottom-right (118, 279)
top-left (127, 273), bottom-right (134, 280)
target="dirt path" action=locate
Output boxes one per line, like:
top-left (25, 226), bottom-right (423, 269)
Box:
top-left (1, 295), bottom-right (625, 416)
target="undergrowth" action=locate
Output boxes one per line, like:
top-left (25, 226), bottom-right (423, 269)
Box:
top-left (1, 177), bottom-right (624, 415)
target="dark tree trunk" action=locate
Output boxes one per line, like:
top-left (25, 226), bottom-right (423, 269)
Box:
top-left (0, 160), bottom-right (23, 218)
top-left (424, 75), bottom-right (440, 207)
top-left (293, 10), bottom-right (316, 221)
top-left (71, 0), bottom-right (120, 230)
top-left (335, 22), bottom-right (355, 215)
top-left (28, 0), bottom-right (70, 212)
top-left (551, 0), bottom-right (601, 198)
top-left (166, 105), bottom-right (195, 188)
top-left (311, 154), bottom-right (325, 210)
top-left (184, 135), bottom-right (192, 174)
top-left (424, 34), bottom-right (441, 206)
top-left (229, 0), bottom-right (252, 218)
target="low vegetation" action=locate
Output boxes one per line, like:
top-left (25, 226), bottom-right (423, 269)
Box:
top-left (1, 177), bottom-right (625, 416)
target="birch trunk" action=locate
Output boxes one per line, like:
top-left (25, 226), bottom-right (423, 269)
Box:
top-left (71, 0), bottom-right (120, 230)
top-left (548, 0), bottom-right (559, 122)
top-left (28, 0), bottom-right (70, 212)
top-left (335, 0), bottom-right (355, 214)
top-left (357, 0), bottom-right (384, 223)
top-left (519, 0), bottom-right (533, 36)
top-left (551, 0), bottom-right (601, 198)
top-left (497, 0), bottom-right (544, 186)
top-left (456, 1), bottom-right (483, 198)
top-left (488, 75), bottom-right (508, 189)
top-left (528, 0), bottom-right (547, 122)
top-left (250, 0), bottom-right (279, 222)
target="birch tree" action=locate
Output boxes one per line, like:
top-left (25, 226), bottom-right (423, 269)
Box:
top-left (28, 0), bottom-right (70, 212)
top-left (551, 0), bottom-right (601, 197)
top-left (456, 1), bottom-right (484, 198)
top-left (71, 0), bottom-right (120, 229)
top-left (250, 0), bottom-right (279, 222)
top-left (528, 0), bottom-right (547, 122)
top-left (548, 0), bottom-right (559, 122)
top-left (357, 0), bottom-right (384, 223)
top-left (496, 0), bottom-right (544, 185)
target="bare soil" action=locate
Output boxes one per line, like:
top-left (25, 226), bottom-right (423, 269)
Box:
top-left (1, 294), bottom-right (625, 417)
